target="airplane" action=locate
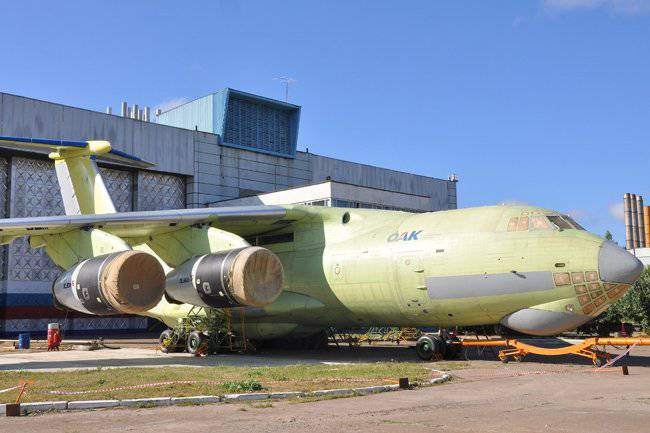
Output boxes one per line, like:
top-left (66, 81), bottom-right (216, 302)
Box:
top-left (0, 136), bottom-right (644, 360)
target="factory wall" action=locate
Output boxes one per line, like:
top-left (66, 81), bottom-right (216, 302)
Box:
top-left (0, 92), bottom-right (195, 175)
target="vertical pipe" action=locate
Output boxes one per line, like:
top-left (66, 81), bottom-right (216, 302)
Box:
top-left (643, 206), bottom-right (650, 248)
top-left (631, 194), bottom-right (639, 248)
top-left (138, 109), bottom-right (143, 121)
top-left (133, 104), bottom-right (139, 119)
top-left (121, 101), bottom-right (128, 117)
top-left (624, 193), bottom-right (633, 249)
top-left (106, 106), bottom-right (112, 115)
top-left (637, 196), bottom-right (646, 248)
top-left (144, 106), bottom-right (150, 122)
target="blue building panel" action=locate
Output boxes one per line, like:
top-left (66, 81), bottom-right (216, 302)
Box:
top-left (156, 94), bottom-right (213, 133)
top-left (157, 88), bottom-right (300, 158)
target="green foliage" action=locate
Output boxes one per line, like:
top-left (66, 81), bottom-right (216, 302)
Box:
top-left (223, 380), bottom-right (263, 392)
top-left (604, 230), bottom-right (614, 241)
top-left (582, 267), bottom-right (650, 335)
top-left (607, 267), bottom-right (650, 331)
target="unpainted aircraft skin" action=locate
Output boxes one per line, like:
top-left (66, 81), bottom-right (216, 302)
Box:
top-left (146, 204), bottom-right (641, 338)
top-left (0, 137), bottom-right (643, 340)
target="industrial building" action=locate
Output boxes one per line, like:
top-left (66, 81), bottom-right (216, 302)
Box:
top-left (0, 88), bottom-right (458, 337)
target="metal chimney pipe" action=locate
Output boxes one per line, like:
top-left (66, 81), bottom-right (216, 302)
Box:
top-left (155, 108), bottom-right (162, 116)
top-left (133, 104), bottom-right (139, 119)
top-left (637, 196), bottom-right (646, 248)
top-left (624, 193), bottom-right (633, 250)
top-left (138, 109), bottom-right (143, 121)
top-left (644, 205), bottom-right (650, 248)
top-left (121, 101), bottom-right (128, 117)
top-left (631, 194), bottom-right (640, 248)
top-left (144, 106), bottom-right (150, 122)
top-left (106, 106), bottom-right (112, 115)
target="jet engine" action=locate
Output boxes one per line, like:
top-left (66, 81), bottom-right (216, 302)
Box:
top-left (53, 250), bottom-right (166, 315)
top-left (165, 246), bottom-right (283, 308)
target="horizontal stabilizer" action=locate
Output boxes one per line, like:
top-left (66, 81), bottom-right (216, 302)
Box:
top-left (0, 136), bottom-right (154, 168)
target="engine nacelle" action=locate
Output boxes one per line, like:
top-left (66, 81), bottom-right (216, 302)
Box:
top-left (53, 250), bottom-right (166, 315)
top-left (165, 246), bottom-right (283, 308)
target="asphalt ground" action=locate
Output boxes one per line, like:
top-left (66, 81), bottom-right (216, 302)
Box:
top-left (2, 341), bottom-right (650, 432)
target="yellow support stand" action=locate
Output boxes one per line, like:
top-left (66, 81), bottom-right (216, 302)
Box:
top-left (458, 337), bottom-right (650, 367)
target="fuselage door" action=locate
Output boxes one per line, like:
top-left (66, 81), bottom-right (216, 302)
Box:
top-left (395, 253), bottom-right (428, 319)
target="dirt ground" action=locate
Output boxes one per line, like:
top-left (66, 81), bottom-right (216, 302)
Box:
top-left (2, 343), bottom-right (650, 433)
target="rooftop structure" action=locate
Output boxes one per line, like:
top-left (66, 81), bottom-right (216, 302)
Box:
top-left (156, 88), bottom-right (300, 158)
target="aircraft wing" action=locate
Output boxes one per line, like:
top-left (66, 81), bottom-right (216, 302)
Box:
top-left (0, 205), bottom-right (309, 243)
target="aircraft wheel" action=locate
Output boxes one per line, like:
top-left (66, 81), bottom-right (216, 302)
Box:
top-left (416, 335), bottom-right (443, 360)
top-left (159, 329), bottom-right (175, 354)
top-left (443, 338), bottom-right (462, 359)
top-left (593, 357), bottom-right (604, 368)
top-left (187, 331), bottom-right (206, 355)
top-left (500, 355), bottom-right (510, 364)
top-left (512, 355), bottom-right (523, 363)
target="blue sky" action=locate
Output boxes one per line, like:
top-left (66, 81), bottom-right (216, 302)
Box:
top-left (1, 0), bottom-right (649, 243)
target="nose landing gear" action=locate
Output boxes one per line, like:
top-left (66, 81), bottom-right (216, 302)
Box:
top-left (415, 331), bottom-right (461, 361)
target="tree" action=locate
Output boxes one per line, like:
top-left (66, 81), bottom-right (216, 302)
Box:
top-left (608, 267), bottom-right (650, 332)
top-left (580, 267), bottom-right (650, 335)
top-left (604, 230), bottom-right (613, 241)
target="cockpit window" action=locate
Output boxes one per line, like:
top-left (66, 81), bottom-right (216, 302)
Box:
top-left (563, 215), bottom-right (585, 230)
top-left (530, 216), bottom-right (552, 230)
top-left (547, 215), bottom-right (572, 230)
top-left (546, 215), bottom-right (585, 231)
top-left (517, 216), bottom-right (529, 231)
top-left (507, 214), bottom-right (586, 232)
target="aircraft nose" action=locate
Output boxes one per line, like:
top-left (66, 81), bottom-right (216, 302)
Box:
top-left (598, 241), bottom-right (644, 284)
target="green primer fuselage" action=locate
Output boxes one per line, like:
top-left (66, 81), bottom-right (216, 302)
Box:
top-left (146, 204), bottom-right (609, 338)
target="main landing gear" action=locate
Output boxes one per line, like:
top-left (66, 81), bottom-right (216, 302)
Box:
top-left (415, 330), bottom-right (461, 361)
top-left (158, 307), bottom-right (252, 355)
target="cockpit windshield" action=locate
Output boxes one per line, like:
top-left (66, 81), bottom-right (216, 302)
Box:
top-left (547, 215), bottom-right (585, 231)
top-left (507, 214), bottom-right (586, 232)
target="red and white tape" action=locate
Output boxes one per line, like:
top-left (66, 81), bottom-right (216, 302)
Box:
top-left (0, 385), bottom-right (20, 394)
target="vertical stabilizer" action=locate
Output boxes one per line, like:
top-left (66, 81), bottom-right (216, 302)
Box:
top-left (53, 152), bottom-right (117, 215)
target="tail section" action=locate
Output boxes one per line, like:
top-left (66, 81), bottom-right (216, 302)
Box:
top-left (0, 136), bottom-right (153, 215)
top-left (51, 141), bottom-right (116, 215)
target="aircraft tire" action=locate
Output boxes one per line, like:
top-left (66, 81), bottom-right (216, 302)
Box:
top-left (159, 329), bottom-right (175, 354)
top-left (187, 331), bottom-right (206, 355)
top-left (416, 335), bottom-right (443, 360)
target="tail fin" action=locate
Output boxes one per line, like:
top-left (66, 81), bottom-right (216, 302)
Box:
top-left (0, 136), bottom-right (154, 215)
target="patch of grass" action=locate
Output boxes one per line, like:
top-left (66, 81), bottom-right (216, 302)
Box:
top-left (0, 361), bottom-right (464, 404)
top-left (223, 380), bottom-right (263, 392)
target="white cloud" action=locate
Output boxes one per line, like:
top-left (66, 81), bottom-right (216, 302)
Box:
top-left (154, 97), bottom-right (190, 114)
top-left (608, 201), bottom-right (625, 221)
top-left (543, 0), bottom-right (650, 14)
